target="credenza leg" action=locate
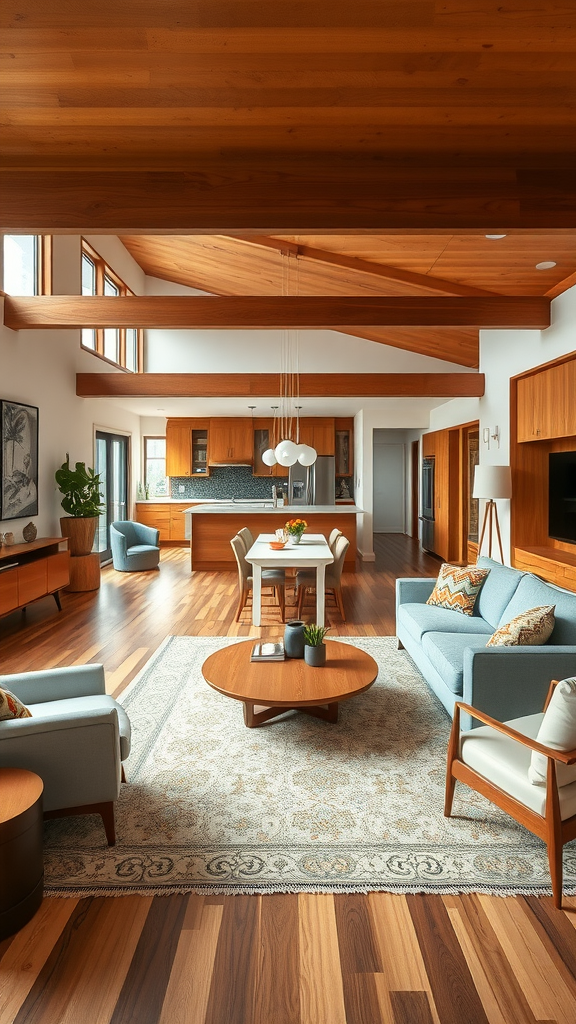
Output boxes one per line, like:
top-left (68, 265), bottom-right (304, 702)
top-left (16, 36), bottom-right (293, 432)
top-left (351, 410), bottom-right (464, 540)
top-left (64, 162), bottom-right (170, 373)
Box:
top-left (53, 591), bottom-right (62, 611)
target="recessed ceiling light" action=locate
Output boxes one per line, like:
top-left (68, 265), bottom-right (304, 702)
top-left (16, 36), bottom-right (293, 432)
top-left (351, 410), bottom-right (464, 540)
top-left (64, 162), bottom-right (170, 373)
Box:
top-left (535, 261), bottom-right (557, 270)
top-left (157, 407), bottom-right (165, 411)
top-left (485, 234), bottom-right (507, 239)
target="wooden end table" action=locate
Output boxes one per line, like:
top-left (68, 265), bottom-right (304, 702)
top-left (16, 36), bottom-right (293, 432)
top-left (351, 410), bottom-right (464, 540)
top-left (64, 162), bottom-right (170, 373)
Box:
top-left (0, 768), bottom-right (44, 940)
top-left (202, 639), bottom-right (378, 727)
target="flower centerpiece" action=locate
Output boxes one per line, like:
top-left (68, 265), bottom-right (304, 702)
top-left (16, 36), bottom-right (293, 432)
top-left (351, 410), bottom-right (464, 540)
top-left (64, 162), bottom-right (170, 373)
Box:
top-left (285, 517), bottom-right (307, 545)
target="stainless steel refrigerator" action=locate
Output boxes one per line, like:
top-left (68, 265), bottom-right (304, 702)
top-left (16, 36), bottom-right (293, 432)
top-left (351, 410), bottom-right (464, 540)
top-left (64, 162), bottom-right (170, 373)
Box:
top-left (288, 456), bottom-right (335, 506)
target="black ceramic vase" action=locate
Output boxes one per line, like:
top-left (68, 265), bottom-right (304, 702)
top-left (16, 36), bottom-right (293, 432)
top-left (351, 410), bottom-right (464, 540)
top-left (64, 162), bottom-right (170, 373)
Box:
top-left (284, 620), bottom-right (305, 658)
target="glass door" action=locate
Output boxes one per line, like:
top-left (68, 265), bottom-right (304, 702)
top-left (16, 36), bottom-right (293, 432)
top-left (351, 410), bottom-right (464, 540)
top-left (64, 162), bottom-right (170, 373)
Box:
top-left (95, 431), bottom-right (129, 562)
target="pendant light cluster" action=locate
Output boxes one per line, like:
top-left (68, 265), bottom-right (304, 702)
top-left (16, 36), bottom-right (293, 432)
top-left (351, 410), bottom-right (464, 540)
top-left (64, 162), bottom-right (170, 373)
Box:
top-left (261, 251), bottom-right (317, 469)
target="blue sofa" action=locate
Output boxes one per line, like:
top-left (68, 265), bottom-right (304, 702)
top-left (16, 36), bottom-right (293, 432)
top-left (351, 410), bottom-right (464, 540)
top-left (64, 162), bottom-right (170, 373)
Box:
top-left (396, 556), bottom-right (576, 729)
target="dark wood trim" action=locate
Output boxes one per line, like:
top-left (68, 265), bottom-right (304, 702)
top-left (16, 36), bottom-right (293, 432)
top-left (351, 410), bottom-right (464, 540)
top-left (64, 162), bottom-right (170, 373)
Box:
top-left (411, 439), bottom-right (419, 539)
top-left (4, 295), bottom-right (551, 331)
top-left (76, 372), bottom-right (485, 399)
top-left (2, 166), bottom-right (576, 231)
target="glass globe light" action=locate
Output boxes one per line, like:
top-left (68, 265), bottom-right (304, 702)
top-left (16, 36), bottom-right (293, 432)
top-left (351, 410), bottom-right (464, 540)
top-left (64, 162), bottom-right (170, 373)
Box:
top-left (275, 439), bottom-right (299, 466)
top-left (261, 448), bottom-right (277, 466)
top-left (297, 444), bottom-right (317, 466)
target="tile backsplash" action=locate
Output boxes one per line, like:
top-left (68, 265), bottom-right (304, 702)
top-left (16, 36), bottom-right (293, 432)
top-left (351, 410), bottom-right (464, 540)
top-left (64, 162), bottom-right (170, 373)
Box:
top-left (170, 466), bottom-right (288, 500)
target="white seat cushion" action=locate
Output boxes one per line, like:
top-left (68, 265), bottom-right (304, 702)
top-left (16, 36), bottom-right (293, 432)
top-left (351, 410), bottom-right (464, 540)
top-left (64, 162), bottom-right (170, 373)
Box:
top-left (29, 694), bottom-right (131, 761)
top-left (460, 713), bottom-right (576, 820)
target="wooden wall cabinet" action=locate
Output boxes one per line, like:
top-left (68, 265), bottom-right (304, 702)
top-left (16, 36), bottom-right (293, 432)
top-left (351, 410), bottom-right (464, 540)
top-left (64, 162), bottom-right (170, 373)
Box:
top-left (166, 420), bottom-right (192, 477)
top-left (208, 418), bottom-right (253, 465)
top-left (253, 419), bottom-right (284, 477)
top-left (517, 360), bottom-right (576, 442)
top-left (0, 539), bottom-right (70, 620)
top-left (298, 418), bottom-right (335, 456)
top-left (422, 423), bottom-right (478, 564)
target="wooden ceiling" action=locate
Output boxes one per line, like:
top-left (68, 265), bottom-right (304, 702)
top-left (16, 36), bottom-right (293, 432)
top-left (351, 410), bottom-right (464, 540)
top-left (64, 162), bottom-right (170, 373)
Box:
top-left (2, 2), bottom-right (575, 370)
top-left (1, 2), bottom-right (576, 230)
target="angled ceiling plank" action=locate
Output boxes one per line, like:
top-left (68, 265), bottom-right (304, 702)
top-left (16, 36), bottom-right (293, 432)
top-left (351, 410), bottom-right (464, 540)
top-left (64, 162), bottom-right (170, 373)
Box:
top-left (4, 295), bottom-right (550, 330)
top-left (229, 234), bottom-right (499, 297)
top-left (337, 326), bottom-right (479, 368)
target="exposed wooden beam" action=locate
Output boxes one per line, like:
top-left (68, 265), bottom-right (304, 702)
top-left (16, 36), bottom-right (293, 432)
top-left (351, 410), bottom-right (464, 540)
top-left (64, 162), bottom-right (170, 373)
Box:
top-left (76, 372), bottom-right (484, 399)
top-left (337, 327), bottom-right (479, 368)
top-left (545, 269), bottom-right (576, 300)
top-left (4, 296), bottom-right (550, 330)
top-left (2, 165), bottom-right (576, 232)
top-left (230, 235), bottom-right (499, 298)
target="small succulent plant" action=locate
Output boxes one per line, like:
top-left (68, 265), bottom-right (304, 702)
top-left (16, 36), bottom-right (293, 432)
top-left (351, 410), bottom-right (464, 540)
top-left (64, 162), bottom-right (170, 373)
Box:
top-left (303, 624), bottom-right (329, 647)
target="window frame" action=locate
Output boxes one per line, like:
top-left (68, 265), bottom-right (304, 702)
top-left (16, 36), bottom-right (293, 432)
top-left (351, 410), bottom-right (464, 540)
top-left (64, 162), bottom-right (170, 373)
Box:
top-left (3, 234), bottom-right (52, 296)
top-left (80, 239), bottom-right (143, 372)
top-left (143, 435), bottom-right (168, 498)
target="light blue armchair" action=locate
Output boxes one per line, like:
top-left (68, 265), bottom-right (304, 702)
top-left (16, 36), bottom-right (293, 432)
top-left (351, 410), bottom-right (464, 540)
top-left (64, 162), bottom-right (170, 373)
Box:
top-left (110, 520), bottom-right (160, 572)
top-left (0, 664), bottom-right (131, 844)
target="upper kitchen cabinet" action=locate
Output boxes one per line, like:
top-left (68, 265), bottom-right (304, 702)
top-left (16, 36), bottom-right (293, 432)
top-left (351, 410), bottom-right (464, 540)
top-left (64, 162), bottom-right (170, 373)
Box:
top-left (298, 418), bottom-right (335, 456)
top-left (335, 418), bottom-right (353, 476)
top-left (208, 418), bottom-right (253, 466)
top-left (253, 419), bottom-right (284, 477)
top-left (166, 418), bottom-right (210, 477)
top-left (166, 420), bottom-right (192, 477)
top-left (517, 359), bottom-right (576, 442)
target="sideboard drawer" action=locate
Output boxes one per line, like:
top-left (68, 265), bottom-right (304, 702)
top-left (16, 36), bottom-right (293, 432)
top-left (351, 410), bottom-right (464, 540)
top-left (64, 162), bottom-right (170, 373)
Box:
top-left (18, 560), bottom-right (48, 605)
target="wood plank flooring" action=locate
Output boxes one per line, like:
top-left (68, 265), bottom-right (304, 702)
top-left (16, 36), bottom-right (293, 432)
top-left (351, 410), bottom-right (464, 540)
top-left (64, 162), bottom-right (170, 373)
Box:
top-left (1, 535), bottom-right (576, 1024)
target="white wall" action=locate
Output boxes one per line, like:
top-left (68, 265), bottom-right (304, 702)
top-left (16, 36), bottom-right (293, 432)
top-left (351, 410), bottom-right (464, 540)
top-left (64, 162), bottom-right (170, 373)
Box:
top-left (0, 236), bottom-right (142, 541)
top-left (424, 283), bottom-right (576, 563)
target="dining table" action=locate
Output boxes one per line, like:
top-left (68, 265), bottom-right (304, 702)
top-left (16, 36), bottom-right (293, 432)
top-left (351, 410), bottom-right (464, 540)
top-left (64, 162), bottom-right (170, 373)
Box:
top-left (245, 532), bottom-right (334, 627)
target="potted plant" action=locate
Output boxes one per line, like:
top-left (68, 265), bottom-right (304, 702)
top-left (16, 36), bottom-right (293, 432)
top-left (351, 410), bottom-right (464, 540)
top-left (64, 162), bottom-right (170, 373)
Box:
top-left (55, 455), bottom-right (105, 555)
top-left (285, 517), bottom-right (307, 545)
top-left (303, 624), bottom-right (329, 667)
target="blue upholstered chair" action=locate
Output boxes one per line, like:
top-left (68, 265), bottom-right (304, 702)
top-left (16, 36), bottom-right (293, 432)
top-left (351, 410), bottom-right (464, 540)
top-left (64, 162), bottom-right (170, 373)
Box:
top-left (110, 520), bottom-right (160, 572)
top-left (0, 664), bottom-right (131, 844)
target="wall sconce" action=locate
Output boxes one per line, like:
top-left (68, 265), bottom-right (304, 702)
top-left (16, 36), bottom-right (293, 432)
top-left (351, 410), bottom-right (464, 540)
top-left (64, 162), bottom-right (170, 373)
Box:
top-left (482, 426), bottom-right (501, 450)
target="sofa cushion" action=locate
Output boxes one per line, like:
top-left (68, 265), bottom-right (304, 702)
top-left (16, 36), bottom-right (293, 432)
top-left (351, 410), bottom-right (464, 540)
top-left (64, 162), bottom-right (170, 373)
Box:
top-left (426, 563), bottom-right (490, 616)
top-left (486, 605), bottom-right (556, 648)
top-left (475, 556), bottom-right (524, 628)
top-left (0, 687), bottom-right (32, 720)
top-left (421, 632), bottom-right (490, 695)
top-left (397, 603), bottom-right (493, 645)
top-left (29, 694), bottom-right (131, 760)
top-left (529, 677), bottom-right (576, 788)
top-left (499, 575), bottom-right (576, 644)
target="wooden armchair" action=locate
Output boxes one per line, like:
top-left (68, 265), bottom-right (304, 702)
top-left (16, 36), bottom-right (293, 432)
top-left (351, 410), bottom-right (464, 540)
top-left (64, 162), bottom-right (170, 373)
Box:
top-left (445, 680), bottom-right (576, 909)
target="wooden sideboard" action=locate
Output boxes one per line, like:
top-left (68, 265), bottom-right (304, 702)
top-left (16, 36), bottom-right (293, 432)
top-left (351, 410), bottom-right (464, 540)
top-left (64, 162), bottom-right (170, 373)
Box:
top-left (0, 537), bottom-right (70, 619)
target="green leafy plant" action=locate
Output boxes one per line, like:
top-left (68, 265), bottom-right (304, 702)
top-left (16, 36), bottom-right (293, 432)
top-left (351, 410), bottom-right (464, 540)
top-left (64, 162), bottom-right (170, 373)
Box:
top-left (55, 455), bottom-right (105, 518)
top-left (303, 624), bottom-right (329, 647)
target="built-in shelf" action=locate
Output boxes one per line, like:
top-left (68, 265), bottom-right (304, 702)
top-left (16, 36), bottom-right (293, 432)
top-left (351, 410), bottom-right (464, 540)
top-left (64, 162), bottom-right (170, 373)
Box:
top-left (513, 545), bottom-right (576, 592)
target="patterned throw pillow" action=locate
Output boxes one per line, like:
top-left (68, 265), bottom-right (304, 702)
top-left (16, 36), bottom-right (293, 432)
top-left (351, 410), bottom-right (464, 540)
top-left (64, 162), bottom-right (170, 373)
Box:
top-left (486, 605), bottom-right (555, 647)
top-left (426, 563), bottom-right (490, 617)
top-left (0, 687), bottom-right (32, 721)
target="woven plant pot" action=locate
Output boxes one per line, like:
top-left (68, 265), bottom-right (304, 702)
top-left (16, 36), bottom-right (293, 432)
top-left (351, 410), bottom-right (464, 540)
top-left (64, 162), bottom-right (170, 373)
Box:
top-left (60, 516), bottom-right (98, 556)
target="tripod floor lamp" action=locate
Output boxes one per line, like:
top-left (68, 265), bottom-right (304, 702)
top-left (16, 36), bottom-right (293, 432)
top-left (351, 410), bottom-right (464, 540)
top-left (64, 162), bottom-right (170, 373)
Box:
top-left (473, 465), bottom-right (512, 563)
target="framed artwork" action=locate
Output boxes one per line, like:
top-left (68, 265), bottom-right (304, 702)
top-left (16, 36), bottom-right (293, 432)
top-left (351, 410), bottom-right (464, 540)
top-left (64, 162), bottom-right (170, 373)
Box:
top-left (0, 399), bottom-right (39, 521)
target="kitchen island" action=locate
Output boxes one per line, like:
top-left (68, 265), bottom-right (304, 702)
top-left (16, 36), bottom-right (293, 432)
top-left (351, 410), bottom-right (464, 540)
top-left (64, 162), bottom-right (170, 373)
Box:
top-left (185, 504), bottom-right (361, 571)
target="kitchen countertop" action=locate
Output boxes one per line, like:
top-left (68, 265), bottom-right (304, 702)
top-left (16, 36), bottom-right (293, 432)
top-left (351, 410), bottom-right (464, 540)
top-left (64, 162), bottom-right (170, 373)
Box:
top-left (135, 498), bottom-right (228, 504)
top-left (185, 503), bottom-right (363, 514)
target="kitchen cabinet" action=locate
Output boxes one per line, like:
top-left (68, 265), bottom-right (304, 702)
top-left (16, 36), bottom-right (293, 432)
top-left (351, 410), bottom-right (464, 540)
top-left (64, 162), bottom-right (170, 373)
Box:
top-left (166, 419), bottom-right (210, 477)
top-left (335, 418), bottom-right (353, 476)
top-left (135, 502), bottom-right (199, 542)
top-left (208, 418), bottom-right (253, 465)
top-left (517, 360), bottom-right (576, 442)
top-left (253, 419), bottom-right (285, 477)
top-left (298, 418), bottom-right (335, 456)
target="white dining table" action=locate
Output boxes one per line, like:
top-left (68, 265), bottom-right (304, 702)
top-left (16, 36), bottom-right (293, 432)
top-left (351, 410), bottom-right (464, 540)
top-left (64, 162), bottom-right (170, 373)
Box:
top-left (245, 533), bottom-right (334, 627)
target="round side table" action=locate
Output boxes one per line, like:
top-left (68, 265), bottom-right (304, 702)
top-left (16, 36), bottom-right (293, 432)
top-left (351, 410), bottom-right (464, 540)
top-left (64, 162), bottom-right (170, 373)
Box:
top-left (0, 768), bottom-right (44, 940)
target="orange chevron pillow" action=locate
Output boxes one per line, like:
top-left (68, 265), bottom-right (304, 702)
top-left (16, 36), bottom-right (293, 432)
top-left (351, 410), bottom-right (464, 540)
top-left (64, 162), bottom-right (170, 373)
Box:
top-left (0, 687), bottom-right (32, 721)
top-left (426, 563), bottom-right (490, 617)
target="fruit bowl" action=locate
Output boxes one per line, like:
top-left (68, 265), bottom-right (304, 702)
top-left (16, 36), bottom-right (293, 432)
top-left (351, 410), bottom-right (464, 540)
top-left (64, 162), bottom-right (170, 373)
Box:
top-left (269, 540), bottom-right (286, 550)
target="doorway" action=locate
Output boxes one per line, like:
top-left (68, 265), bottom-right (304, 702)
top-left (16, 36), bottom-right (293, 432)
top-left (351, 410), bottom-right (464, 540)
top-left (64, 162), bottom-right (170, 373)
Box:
top-left (373, 443), bottom-right (405, 532)
top-left (94, 430), bottom-right (129, 562)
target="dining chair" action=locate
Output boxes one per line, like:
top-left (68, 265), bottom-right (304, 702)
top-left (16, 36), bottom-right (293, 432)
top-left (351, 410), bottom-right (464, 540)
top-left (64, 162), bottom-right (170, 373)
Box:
top-left (238, 526), bottom-right (254, 551)
top-left (230, 534), bottom-right (286, 622)
top-left (296, 534), bottom-right (350, 620)
top-left (328, 528), bottom-right (343, 552)
top-left (445, 679), bottom-right (576, 909)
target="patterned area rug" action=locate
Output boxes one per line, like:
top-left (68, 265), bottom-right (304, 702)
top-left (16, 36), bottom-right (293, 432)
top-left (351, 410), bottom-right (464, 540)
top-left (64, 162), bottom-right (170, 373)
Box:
top-left (43, 635), bottom-right (576, 896)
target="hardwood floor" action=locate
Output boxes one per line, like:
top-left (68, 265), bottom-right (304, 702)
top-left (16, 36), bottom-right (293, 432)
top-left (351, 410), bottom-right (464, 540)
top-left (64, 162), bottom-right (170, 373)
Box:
top-left (1, 535), bottom-right (576, 1024)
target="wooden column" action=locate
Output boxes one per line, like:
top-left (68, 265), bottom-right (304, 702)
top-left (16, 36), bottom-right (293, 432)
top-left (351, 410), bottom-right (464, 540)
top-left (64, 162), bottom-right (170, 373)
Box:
top-left (66, 553), bottom-right (101, 592)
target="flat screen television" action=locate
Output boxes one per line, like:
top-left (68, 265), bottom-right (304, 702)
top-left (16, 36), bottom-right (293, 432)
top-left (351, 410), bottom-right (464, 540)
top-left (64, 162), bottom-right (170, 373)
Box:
top-left (549, 451), bottom-right (576, 544)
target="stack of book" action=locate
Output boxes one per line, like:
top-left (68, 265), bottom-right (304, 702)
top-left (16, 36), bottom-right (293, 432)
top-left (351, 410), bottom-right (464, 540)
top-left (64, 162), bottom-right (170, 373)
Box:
top-left (250, 642), bottom-right (285, 662)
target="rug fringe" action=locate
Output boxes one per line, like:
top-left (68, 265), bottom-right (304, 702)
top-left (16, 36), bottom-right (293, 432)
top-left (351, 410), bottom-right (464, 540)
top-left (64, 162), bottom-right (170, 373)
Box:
top-left (43, 882), bottom-right (576, 899)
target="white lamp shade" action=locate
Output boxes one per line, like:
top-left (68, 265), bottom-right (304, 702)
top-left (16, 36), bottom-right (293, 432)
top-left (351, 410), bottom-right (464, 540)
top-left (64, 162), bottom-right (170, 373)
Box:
top-left (261, 448), bottom-right (277, 466)
top-left (473, 465), bottom-right (512, 500)
top-left (296, 443), bottom-right (317, 466)
top-left (275, 439), bottom-right (299, 466)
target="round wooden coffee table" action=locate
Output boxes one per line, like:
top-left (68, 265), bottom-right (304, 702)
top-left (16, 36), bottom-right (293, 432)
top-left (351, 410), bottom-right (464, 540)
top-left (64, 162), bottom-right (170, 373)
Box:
top-left (202, 639), bottom-right (378, 727)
